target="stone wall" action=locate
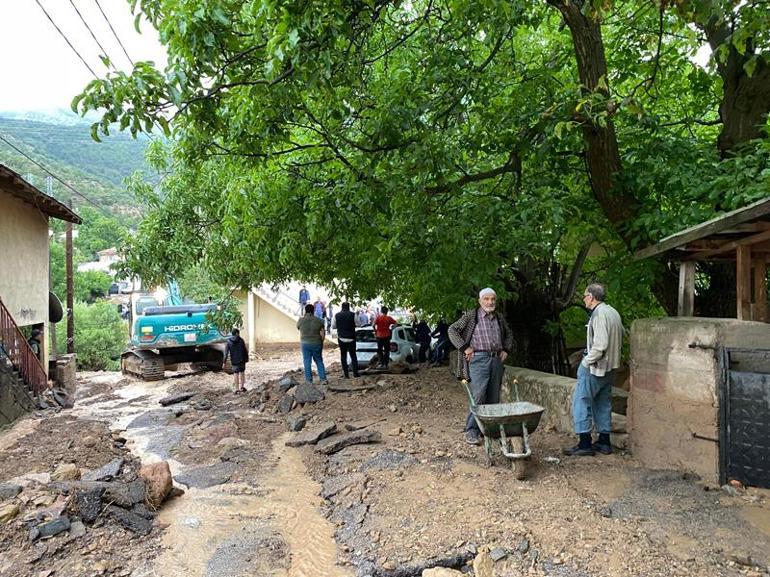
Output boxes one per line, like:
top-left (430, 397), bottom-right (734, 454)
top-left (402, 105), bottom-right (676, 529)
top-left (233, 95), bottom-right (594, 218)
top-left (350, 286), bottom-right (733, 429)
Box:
top-left (55, 354), bottom-right (77, 398)
top-left (0, 364), bottom-right (34, 427)
top-left (629, 317), bottom-right (770, 483)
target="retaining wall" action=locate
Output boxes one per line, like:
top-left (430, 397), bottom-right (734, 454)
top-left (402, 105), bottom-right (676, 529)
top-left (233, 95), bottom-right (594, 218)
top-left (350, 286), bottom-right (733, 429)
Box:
top-left (629, 317), bottom-right (770, 483)
top-left (0, 364), bottom-right (34, 427)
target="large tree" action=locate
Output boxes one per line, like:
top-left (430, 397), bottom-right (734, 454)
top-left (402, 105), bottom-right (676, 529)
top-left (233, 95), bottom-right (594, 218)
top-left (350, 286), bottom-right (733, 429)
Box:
top-left (76, 0), bottom-right (770, 371)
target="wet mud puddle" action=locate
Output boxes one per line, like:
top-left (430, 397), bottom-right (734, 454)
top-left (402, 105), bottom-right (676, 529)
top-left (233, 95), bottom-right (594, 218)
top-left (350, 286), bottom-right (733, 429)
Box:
top-left (73, 377), bottom-right (351, 577)
top-left (155, 435), bottom-right (351, 577)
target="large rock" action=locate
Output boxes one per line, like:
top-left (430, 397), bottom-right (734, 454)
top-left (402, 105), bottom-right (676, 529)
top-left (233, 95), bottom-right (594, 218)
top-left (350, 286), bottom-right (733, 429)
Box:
top-left (286, 415), bottom-right (307, 432)
top-left (82, 458), bottom-right (124, 482)
top-left (473, 549), bottom-right (494, 577)
top-left (0, 483), bottom-right (22, 501)
top-left (70, 486), bottom-right (104, 523)
top-left (159, 392), bottom-right (196, 406)
top-left (51, 463), bottom-right (80, 481)
top-left (275, 375), bottom-right (298, 394)
top-left (107, 506), bottom-right (152, 535)
top-left (37, 515), bottom-right (71, 538)
top-left (175, 462), bottom-right (236, 489)
top-left (139, 462), bottom-right (173, 509)
top-left (105, 480), bottom-right (146, 508)
top-left (315, 430), bottom-right (382, 455)
top-left (285, 421), bottom-right (337, 447)
top-left (294, 383), bottom-right (325, 404)
top-left (423, 569), bottom-right (465, 577)
top-left (0, 503), bottom-right (19, 523)
top-left (50, 480), bottom-right (146, 509)
top-left (275, 393), bottom-right (296, 414)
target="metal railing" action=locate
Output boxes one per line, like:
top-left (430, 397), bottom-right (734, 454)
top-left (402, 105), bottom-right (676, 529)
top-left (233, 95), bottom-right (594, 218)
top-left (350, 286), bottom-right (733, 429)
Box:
top-left (0, 298), bottom-right (48, 395)
top-left (255, 284), bottom-right (303, 318)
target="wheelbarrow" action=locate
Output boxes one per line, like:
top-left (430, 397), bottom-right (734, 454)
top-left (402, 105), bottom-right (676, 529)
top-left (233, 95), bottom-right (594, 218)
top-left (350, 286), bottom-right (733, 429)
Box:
top-left (463, 379), bottom-right (544, 479)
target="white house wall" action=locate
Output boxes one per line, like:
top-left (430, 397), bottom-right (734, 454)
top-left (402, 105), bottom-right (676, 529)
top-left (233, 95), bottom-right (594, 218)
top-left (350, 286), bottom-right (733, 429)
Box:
top-left (0, 190), bottom-right (49, 327)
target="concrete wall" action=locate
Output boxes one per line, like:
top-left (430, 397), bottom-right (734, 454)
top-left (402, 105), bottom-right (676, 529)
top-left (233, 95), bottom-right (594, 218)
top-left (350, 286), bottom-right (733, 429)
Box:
top-left (0, 191), bottom-right (49, 327)
top-left (248, 291), bottom-right (299, 344)
top-left (0, 191), bottom-right (50, 373)
top-left (630, 317), bottom-right (770, 483)
top-left (501, 367), bottom-right (575, 434)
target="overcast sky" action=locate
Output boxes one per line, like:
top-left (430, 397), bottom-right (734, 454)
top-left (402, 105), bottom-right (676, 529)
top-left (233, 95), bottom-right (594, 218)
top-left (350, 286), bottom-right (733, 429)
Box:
top-left (1, 1), bottom-right (167, 112)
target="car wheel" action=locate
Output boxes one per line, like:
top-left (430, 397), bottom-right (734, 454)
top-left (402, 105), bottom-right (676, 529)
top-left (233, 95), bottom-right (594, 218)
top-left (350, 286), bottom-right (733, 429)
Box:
top-left (406, 355), bottom-right (414, 363)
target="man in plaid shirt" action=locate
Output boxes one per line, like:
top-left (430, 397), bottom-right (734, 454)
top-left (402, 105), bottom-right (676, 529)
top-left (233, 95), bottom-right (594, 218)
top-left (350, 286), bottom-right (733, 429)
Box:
top-left (448, 288), bottom-right (513, 445)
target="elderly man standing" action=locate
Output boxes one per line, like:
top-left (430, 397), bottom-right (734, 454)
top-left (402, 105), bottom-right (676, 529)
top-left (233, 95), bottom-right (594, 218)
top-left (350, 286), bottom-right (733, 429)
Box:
top-left (448, 288), bottom-right (513, 445)
top-left (563, 283), bottom-right (624, 457)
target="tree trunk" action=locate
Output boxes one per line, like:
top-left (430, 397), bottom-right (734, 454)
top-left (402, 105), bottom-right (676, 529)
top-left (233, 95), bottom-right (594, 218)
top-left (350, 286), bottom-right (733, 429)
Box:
top-left (717, 54), bottom-right (770, 156)
top-left (677, 1), bottom-right (770, 156)
top-left (546, 0), bottom-right (641, 248)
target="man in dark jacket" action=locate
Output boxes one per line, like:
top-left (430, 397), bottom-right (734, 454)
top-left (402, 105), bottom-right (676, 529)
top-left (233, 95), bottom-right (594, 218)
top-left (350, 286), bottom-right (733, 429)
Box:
top-left (27, 328), bottom-right (43, 361)
top-left (224, 328), bottom-right (249, 393)
top-left (448, 288), bottom-right (513, 445)
top-left (430, 319), bottom-right (450, 363)
top-left (332, 302), bottom-right (361, 378)
top-left (415, 320), bottom-right (432, 363)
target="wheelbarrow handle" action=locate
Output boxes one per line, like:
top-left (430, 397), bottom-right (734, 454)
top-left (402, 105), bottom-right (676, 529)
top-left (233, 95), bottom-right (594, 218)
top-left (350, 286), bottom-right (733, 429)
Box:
top-left (461, 379), bottom-right (476, 408)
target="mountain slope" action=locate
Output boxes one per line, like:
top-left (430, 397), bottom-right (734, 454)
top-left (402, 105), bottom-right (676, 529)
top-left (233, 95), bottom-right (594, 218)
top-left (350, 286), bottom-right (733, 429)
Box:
top-left (0, 115), bottom-right (149, 186)
top-left (0, 115), bottom-right (150, 218)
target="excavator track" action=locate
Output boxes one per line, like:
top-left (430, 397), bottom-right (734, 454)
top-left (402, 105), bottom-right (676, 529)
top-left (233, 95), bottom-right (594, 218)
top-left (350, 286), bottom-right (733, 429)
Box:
top-left (121, 350), bottom-right (165, 381)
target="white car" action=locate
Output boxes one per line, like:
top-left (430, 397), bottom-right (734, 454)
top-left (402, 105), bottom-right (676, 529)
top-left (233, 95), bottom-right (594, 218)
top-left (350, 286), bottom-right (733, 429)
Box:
top-left (355, 325), bottom-right (420, 365)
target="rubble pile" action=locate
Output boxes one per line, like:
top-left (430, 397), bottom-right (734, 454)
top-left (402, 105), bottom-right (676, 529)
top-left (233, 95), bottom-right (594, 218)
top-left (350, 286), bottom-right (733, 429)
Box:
top-left (1, 452), bottom-right (181, 545)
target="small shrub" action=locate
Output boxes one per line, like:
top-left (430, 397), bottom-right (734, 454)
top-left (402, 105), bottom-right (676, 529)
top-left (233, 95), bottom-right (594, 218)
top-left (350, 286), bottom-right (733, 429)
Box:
top-left (72, 301), bottom-right (127, 371)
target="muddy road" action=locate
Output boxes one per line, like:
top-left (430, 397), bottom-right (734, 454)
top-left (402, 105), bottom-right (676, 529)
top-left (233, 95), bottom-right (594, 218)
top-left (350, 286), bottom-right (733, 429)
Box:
top-left (0, 344), bottom-right (768, 577)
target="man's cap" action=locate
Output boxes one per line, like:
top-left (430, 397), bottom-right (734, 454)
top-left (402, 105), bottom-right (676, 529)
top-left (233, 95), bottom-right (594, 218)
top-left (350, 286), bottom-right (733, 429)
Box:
top-left (479, 287), bottom-right (496, 298)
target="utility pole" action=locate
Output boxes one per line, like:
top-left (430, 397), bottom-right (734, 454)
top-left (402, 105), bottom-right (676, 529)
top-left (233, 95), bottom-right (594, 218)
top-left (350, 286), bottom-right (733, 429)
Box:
top-left (47, 176), bottom-right (57, 363)
top-left (66, 196), bottom-right (74, 354)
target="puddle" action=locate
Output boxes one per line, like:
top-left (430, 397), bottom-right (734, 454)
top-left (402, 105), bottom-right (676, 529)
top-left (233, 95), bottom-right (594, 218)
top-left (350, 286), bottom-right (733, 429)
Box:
top-left (154, 434), bottom-right (352, 577)
top-left (70, 378), bottom-right (188, 472)
top-left (71, 374), bottom-right (351, 577)
top-left (741, 502), bottom-right (770, 537)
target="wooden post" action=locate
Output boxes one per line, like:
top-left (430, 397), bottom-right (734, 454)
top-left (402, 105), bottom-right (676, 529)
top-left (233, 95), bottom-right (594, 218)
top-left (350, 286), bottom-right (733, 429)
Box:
top-left (677, 261), bottom-right (696, 316)
top-left (737, 246), bottom-right (752, 320)
top-left (754, 257), bottom-right (767, 322)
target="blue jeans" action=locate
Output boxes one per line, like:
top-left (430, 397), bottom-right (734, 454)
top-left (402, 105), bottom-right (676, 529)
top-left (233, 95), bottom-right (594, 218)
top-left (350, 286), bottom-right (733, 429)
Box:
top-left (301, 342), bottom-right (327, 383)
top-left (572, 363), bottom-right (613, 434)
top-left (465, 353), bottom-right (504, 433)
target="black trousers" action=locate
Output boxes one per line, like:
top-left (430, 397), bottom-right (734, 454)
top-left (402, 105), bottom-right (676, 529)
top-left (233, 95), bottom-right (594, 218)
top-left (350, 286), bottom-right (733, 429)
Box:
top-left (339, 340), bottom-right (359, 377)
top-left (376, 337), bottom-right (391, 366)
top-left (417, 340), bottom-right (430, 363)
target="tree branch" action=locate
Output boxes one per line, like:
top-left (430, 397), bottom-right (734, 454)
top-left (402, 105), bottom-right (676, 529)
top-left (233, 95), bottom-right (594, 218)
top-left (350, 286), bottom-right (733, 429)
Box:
top-left (425, 151), bottom-right (521, 195)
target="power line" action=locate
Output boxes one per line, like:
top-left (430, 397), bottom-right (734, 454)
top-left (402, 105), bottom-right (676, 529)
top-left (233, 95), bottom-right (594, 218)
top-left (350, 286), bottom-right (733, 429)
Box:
top-left (93, 0), bottom-right (135, 68)
top-left (0, 133), bottom-right (111, 215)
top-left (33, 0), bottom-right (99, 79)
top-left (68, 0), bottom-right (114, 69)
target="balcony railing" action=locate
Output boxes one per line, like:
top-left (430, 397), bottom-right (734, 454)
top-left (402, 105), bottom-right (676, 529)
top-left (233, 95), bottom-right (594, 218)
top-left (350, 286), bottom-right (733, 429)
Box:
top-left (0, 297), bottom-right (48, 395)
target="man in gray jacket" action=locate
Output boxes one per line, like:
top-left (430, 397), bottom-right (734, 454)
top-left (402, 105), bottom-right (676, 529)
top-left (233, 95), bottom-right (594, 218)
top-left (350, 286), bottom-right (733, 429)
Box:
top-left (563, 283), bottom-right (624, 456)
top-left (448, 288), bottom-right (513, 445)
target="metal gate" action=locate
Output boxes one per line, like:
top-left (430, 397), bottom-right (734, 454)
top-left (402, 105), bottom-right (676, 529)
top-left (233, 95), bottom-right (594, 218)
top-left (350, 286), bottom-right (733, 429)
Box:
top-left (720, 348), bottom-right (770, 488)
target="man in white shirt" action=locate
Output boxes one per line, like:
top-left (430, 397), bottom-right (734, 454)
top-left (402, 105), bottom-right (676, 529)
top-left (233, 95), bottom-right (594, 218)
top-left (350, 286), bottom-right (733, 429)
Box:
top-left (563, 283), bottom-right (624, 457)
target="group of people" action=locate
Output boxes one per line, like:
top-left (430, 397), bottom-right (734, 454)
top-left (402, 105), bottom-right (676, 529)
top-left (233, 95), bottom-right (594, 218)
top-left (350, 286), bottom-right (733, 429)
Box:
top-left (233, 281), bottom-right (625, 457)
top-left (296, 302), bottom-right (401, 383)
top-left (448, 283), bottom-right (623, 456)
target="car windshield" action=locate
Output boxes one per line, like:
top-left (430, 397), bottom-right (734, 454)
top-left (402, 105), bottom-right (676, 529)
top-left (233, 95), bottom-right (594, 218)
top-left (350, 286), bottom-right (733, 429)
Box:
top-left (356, 328), bottom-right (377, 342)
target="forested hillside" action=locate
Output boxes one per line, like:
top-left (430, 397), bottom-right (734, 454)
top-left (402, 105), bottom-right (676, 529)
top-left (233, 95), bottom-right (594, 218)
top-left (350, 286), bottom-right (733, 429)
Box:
top-left (0, 115), bottom-right (148, 217)
top-left (0, 116), bottom-right (148, 185)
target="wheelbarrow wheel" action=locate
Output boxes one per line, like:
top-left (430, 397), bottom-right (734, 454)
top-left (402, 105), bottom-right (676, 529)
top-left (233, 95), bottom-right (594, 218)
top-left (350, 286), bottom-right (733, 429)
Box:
top-left (511, 437), bottom-right (528, 480)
